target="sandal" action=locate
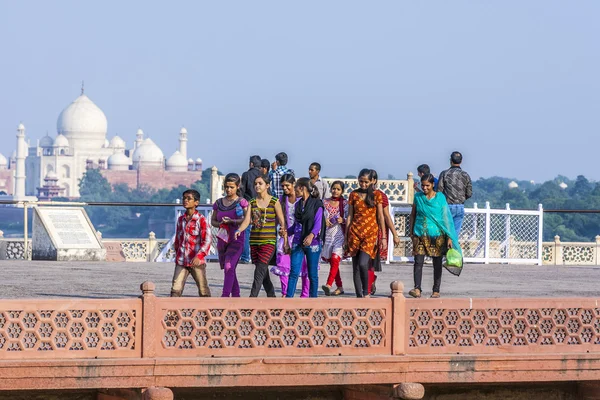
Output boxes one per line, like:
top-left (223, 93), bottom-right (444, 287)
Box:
top-left (332, 288), bottom-right (345, 296)
top-left (408, 288), bottom-right (422, 298)
top-left (430, 292), bottom-right (440, 298)
top-left (322, 285), bottom-right (331, 296)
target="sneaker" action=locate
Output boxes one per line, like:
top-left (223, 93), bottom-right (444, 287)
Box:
top-left (322, 285), bottom-right (331, 296)
top-left (408, 288), bottom-right (421, 298)
top-left (430, 292), bottom-right (440, 298)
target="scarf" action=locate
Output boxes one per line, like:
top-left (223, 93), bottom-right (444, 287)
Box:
top-left (328, 196), bottom-right (346, 231)
top-left (414, 192), bottom-right (463, 275)
top-left (294, 197), bottom-right (325, 242)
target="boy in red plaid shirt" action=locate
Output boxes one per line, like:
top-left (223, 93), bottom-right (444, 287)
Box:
top-left (170, 189), bottom-right (212, 297)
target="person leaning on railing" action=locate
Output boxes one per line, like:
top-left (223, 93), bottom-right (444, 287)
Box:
top-left (408, 174), bottom-right (461, 299)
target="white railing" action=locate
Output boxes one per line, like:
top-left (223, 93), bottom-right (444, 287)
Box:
top-left (387, 202), bottom-right (544, 265)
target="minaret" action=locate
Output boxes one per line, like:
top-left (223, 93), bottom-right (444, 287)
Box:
top-left (135, 128), bottom-right (144, 149)
top-left (14, 123), bottom-right (27, 199)
top-left (179, 127), bottom-right (188, 159)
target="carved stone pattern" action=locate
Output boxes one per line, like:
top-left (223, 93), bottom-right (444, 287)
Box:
top-left (160, 307), bottom-right (387, 354)
top-left (324, 179), bottom-right (408, 203)
top-left (408, 306), bottom-right (600, 353)
top-left (120, 241), bottom-right (149, 261)
top-left (563, 245), bottom-right (595, 265)
top-left (0, 307), bottom-right (137, 357)
top-left (4, 241), bottom-right (27, 260)
top-left (542, 244), bottom-right (554, 264)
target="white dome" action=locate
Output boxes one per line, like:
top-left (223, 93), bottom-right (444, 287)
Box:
top-left (45, 170), bottom-right (58, 180)
top-left (132, 138), bottom-right (164, 169)
top-left (136, 128), bottom-right (144, 138)
top-left (195, 158), bottom-right (202, 164)
top-left (54, 134), bottom-right (69, 147)
top-left (57, 94), bottom-right (107, 150)
top-left (188, 158), bottom-right (194, 164)
top-left (109, 135), bottom-right (126, 149)
top-left (107, 152), bottom-right (132, 169)
top-left (166, 151), bottom-right (188, 171)
top-left (17, 123), bottom-right (25, 131)
top-left (180, 127), bottom-right (188, 135)
top-left (559, 182), bottom-right (568, 189)
top-left (40, 135), bottom-right (54, 148)
top-left (0, 153), bottom-right (7, 166)
top-left (508, 181), bottom-right (519, 189)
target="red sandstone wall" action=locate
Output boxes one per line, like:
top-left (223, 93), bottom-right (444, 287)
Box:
top-left (0, 169), bottom-right (14, 195)
top-left (101, 169), bottom-right (202, 192)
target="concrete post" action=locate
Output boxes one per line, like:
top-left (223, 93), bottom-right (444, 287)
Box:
top-left (390, 280), bottom-right (406, 356)
top-left (554, 235), bottom-right (562, 265)
top-left (406, 172), bottom-right (414, 204)
top-left (143, 387), bottom-right (173, 400)
top-left (595, 235), bottom-right (600, 266)
top-left (210, 166), bottom-right (220, 203)
top-left (148, 231), bottom-right (156, 262)
top-left (140, 281), bottom-right (157, 358)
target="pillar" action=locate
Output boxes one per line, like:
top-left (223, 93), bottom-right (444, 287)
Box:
top-left (554, 235), bottom-right (562, 265)
top-left (140, 281), bottom-right (157, 358)
top-left (210, 166), bottom-right (220, 203)
top-left (14, 123), bottom-right (26, 199)
top-left (178, 127), bottom-right (188, 159)
top-left (406, 172), bottom-right (414, 204)
top-left (390, 280), bottom-right (406, 355)
top-left (595, 236), bottom-right (600, 266)
top-left (148, 231), bottom-right (157, 262)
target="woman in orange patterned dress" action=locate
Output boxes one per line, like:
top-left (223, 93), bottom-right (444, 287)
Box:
top-left (344, 169), bottom-right (386, 297)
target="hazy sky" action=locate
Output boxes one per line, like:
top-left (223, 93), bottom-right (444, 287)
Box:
top-left (1, 1), bottom-right (598, 182)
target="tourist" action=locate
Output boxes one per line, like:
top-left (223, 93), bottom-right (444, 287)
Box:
top-left (368, 170), bottom-right (401, 295)
top-left (211, 173), bottom-right (250, 297)
top-left (260, 159), bottom-right (271, 176)
top-left (240, 155), bottom-right (262, 263)
top-left (308, 162), bottom-right (331, 200)
top-left (235, 174), bottom-right (286, 297)
top-left (414, 164), bottom-right (438, 193)
top-left (321, 180), bottom-right (347, 296)
top-left (270, 174), bottom-right (310, 297)
top-left (269, 152), bottom-right (294, 198)
top-left (437, 151), bottom-right (472, 235)
top-left (409, 174), bottom-right (461, 298)
top-left (344, 169), bottom-right (385, 298)
top-left (170, 189), bottom-right (212, 297)
top-left (285, 177), bottom-right (324, 298)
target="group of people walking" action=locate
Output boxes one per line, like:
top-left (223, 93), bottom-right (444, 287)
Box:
top-left (169, 151), bottom-right (472, 300)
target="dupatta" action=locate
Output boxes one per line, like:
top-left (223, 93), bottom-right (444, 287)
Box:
top-left (414, 192), bottom-right (463, 276)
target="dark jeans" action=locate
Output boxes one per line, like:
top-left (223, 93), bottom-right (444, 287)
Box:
top-left (287, 243), bottom-right (321, 298)
top-left (413, 254), bottom-right (443, 293)
top-left (352, 251), bottom-right (372, 297)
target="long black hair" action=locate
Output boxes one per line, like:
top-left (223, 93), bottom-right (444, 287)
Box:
top-left (358, 168), bottom-right (376, 207)
top-left (280, 174), bottom-right (296, 220)
top-left (224, 173), bottom-right (242, 197)
top-left (296, 177), bottom-right (320, 198)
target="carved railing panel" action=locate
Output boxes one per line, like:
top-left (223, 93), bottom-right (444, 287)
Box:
top-left (324, 179), bottom-right (410, 203)
top-left (0, 299), bottom-right (141, 359)
top-left (155, 298), bottom-right (392, 357)
top-left (407, 298), bottom-right (600, 354)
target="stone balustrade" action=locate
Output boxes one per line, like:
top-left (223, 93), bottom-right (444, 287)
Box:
top-left (542, 235), bottom-right (600, 265)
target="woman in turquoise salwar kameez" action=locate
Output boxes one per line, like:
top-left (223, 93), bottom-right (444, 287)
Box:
top-left (409, 174), bottom-right (462, 298)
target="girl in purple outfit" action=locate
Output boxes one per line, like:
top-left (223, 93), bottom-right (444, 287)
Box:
top-left (271, 174), bottom-right (310, 297)
top-left (211, 173), bottom-right (251, 297)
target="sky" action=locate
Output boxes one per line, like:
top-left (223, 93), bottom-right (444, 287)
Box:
top-left (1, 1), bottom-right (599, 183)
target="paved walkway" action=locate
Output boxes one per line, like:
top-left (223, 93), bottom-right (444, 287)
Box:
top-left (1, 260), bottom-right (597, 299)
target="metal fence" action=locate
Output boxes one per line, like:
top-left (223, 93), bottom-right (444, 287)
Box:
top-left (388, 202), bottom-right (544, 265)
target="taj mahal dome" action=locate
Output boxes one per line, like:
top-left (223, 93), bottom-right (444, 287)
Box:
top-left (0, 90), bottom-right (203, 199)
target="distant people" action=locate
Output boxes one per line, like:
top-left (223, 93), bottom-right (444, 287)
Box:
top-left (369, 170), bottom-right (401, 295)
top-left (414, 164), bottom-right (438, 193)
top-left (271, 174), bottom-right (310, 297)
top-left (240, 155), bottom-right (262, 263)
top-left (437, 151), bottom-right (472, 235)
top-left (260, 159), bottom-right (271, 176)
top-left (409, 174), bottom-right (461, 298)
top-left (269, 152), bottom-right (294, 198)
top-left (236, 174), bottom-right (287, 297)
top-left (344, 169), bottom-right (385, 298)
top-left (308, 162), bottom-right (331, 200)
top-left (321, 180), bottom-right (347, 296)
top-left (286, 178), bottom-right (324, 298)
top-left (170, 189), bottom-right (212, 297)
top-left (211, 174), bottom-right (250, 297)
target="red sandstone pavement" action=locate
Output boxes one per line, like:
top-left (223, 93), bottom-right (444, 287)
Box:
top-left (0, 260), bottom-right (597, 299)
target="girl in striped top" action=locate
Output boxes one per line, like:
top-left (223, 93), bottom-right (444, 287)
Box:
top-left (236, 174), bottom-right (286, 297)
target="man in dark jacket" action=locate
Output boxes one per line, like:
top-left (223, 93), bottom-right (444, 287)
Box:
top-left (437, 151), bottom-right (472, 236)
top-left (239, 155), bottom-right (262, 262)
